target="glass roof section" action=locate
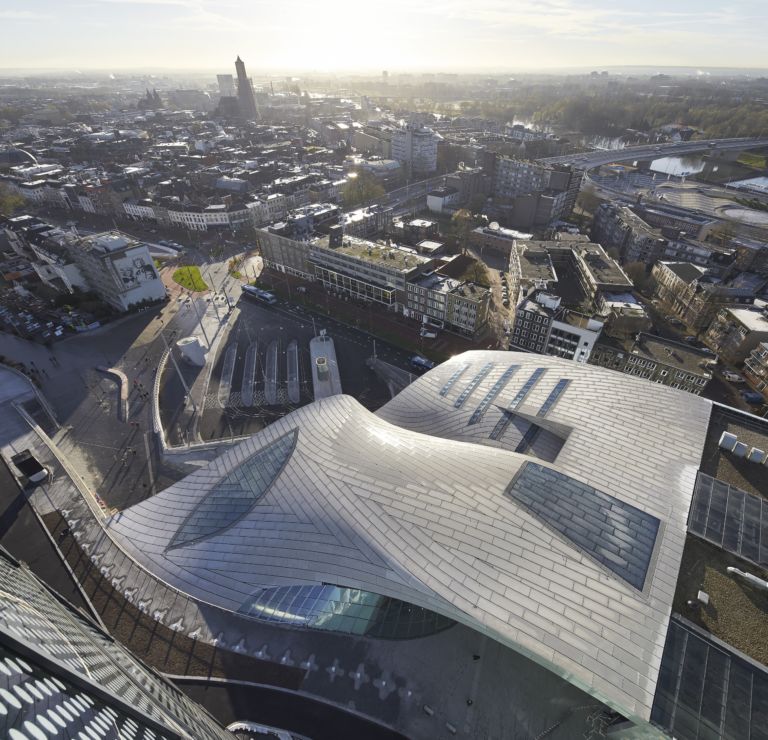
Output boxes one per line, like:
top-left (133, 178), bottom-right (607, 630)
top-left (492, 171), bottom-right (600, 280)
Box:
top-left (439, 363), bottom-right (469, 397)
top-left (507, 463), bottom-right (660, 590)
top-left (468, 365), bottom-right (519, 425)
top-left (652, 616), bottom-right (768, 740)
top-left (454, 362), bottom-right (494, 409)
top-left (489, 368), bottom-right (545, 441)
top-left (238, 584), bottom-right (456, 640)
top-left (538, 378), bottom-right (571, 418)
top-left (688, 472), bottom-right (768, 567)
top-left (168, 430), bottom-right (297, 551)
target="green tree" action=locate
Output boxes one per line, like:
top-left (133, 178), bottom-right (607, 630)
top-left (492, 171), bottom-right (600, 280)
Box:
top-left (0, 184), bottom-right (23, 216)
top-left (624, 262), bottom-right (652, 294)
top-left (341, 170), bottom-right (386, 209)
top-left (451, 208), bottom-right (474, 255)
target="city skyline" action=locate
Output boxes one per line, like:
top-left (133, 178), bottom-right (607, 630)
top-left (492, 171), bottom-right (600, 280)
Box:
top-left (1, 0), bottom-right (767, 72)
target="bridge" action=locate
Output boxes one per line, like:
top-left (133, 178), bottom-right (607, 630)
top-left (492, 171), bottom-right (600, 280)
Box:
top-left (537, 137), bottom-right (768, 169)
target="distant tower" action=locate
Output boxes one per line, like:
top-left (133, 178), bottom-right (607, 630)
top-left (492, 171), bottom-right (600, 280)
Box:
top-left (382, 70), bottom-right (389, 86)
top-left (217, 74), bottom-right (235, 97)
top-left (234, 55), bottom-right (258, 121)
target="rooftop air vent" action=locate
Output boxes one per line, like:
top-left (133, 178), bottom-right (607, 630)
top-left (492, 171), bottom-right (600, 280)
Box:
top-left (718, 431), bottom-right (738, 451)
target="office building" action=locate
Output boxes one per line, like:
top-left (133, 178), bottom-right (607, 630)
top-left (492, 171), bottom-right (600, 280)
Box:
top-left (651, 261), bottom-right (763, 331)
top-left (65, 231), bottom-right (166, 312)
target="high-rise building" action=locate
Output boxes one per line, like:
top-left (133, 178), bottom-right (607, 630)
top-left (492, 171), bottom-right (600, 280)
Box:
top-left (234, 55), bottom-right (258, 121)
top-left (390, 121), bottom-right (439, 177)
top-left (216, 73), bottom-right (235, 97)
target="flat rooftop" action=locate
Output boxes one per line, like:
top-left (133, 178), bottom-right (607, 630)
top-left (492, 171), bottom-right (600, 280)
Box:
top-left (601, 333), bottom-right (715, 375)
top-left (722, 306), bottom-right (768, 333)
top-left (578, 244), bottom-right (632, 287)
top-left (312, 235), bottom-right (428, 272)
top-left (517, 244), bottom-right (557, 283)
top-left (82, 231), bottom-right (137, 254)
top-left (699, 404), bottom-right (768, 500)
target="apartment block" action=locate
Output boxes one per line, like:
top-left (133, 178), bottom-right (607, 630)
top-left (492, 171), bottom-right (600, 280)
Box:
top-left (589, 333), bottom-right (715, 395)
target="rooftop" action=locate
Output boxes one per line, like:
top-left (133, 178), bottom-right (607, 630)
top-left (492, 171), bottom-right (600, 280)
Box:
top-left (660, 261), bottom-right (708, 284)
top-left (517, 243), bottom-right (557, 284)
top-left (82, 231), bottom-right (137, 254)
top-left (601, 333), bottom-right (716, 376)
top-left (108, 352), bottom-right (715, 723)
top-left (721, 306), bottom-right (768, 332)
top-left (699, 404), bottom-right (768, 500)
top-left (577, 243), bottom-right (633, 288)
top-left (312, 234), bottom-right (428, 272)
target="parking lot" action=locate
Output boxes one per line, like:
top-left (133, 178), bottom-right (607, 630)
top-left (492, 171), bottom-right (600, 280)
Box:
top-left (183, 296), bottom-right (417, 441)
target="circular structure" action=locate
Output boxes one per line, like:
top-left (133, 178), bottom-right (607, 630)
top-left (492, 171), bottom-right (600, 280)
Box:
top-left (0, 147), bottom-right (37, 169)
top-left (717, 205), bottom-right (768, 226)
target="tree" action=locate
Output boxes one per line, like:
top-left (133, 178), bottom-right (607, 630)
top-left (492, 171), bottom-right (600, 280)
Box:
top-left (451, 208), bottom-right (474, 255)
top-left (341, 170), bottom-right (386, 209)
top-left (576, 188), bottom-right (602, 215)
top-left (0, 184), bottom-right (23, 216)
top-left (624, 261), bottom-right (652, 295)
top-left (468, 193), bottom-right (487, 216)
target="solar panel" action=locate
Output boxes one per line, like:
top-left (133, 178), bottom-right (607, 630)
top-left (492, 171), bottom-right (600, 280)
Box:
top-left (467, 365), bottom-right (519, 425)
top-left (454, 362), bottom-right (494, 409)
top-left (489, 368), bottom-right (545, 441)
top-left (689, 473), bottom-right (767, 568)
top-left (439, 363), bottom-right (469, 397)
top-left (742, 495), bottom-right (763, 563)
top-left (537, 378), bottom-right (571, 417)
top-left (722, 488), bottom-right (745, 552)
top-left (652, 617), bottom-right (768, 740)
top-left (507, 462), bottom-right (660, 590)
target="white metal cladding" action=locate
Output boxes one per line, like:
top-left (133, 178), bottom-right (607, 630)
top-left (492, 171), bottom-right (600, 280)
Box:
top-left (106, 350), bottom-right (713, 723)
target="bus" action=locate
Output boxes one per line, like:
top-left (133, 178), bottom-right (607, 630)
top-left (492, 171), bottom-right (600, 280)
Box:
top-left (242, 285), bottom-right (277, 305)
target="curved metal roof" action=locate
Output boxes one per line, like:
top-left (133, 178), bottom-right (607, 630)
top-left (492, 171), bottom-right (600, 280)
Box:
top-left (106, 350), bottom-right (713, 723)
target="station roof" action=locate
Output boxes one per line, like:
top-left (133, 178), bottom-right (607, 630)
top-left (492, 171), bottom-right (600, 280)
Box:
top-left (107, 351), bottom-right (714, 724)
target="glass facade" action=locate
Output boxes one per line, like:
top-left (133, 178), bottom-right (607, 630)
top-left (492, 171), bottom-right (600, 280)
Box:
top-left (238, 584), bottom-right (456, 640)
top-left (168, 430), bottom-right (297, 550)
top-left (0, 551), bottom-right (230, 739)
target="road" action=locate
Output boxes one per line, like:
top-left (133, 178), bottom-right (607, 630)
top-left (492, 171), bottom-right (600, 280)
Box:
top-left (178, 680), bottom-right (406, 740)
top-left (539, 136), bottom-right (768, 168)
top-left (0, 256), bottom-right (237, 511)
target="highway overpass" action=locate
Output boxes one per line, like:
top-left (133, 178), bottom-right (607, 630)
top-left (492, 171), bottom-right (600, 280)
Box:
top-left (538, 137), bottom-right (768, 169)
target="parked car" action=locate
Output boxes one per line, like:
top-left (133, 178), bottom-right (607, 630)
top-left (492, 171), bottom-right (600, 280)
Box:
top-left (11, 450), bottom-right (49, 485)
top-left (741, 390), bottom-right (765, 405)
top-left (722, 371), bottom-right (745, 383)
top-left (409, 355), bottom-right (435, 372)
top-left (420, 329), bottom-right (437, 339)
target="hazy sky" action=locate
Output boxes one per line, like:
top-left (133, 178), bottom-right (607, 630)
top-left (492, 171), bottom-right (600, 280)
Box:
top-left (1, 0), bottom-right (766, 73)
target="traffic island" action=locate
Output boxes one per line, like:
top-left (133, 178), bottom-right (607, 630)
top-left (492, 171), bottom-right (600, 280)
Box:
top-left (172, 265), bottom-right (209, 292)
